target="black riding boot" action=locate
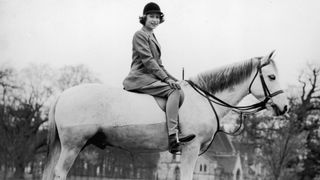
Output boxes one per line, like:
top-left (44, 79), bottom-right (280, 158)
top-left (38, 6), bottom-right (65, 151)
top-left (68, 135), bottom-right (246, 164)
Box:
top-left (169, 133), bottom-right (196, 154)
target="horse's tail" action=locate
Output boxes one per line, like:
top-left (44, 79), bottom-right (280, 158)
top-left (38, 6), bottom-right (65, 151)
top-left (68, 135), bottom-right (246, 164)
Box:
top-left (42, 96), bottom-right (61, 180)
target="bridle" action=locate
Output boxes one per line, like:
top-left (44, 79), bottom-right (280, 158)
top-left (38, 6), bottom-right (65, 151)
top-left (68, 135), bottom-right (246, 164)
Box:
top-left (187, 59), bottom-right (285, 155)
top-left (248, 60), bottom-right (284, 104)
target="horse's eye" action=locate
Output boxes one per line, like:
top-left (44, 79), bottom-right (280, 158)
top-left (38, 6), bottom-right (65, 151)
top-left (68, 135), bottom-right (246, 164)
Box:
top-left (268, 75), bottom-right (276, 80)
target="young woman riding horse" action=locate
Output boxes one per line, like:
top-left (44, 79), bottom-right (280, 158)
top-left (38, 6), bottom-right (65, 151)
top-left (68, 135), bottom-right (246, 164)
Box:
top-left (42, 52), bottom-right (288, 180)
top-left (123, 2), bottom-right (195, 154)
top-left (41, 3), bottom-right (289, 180)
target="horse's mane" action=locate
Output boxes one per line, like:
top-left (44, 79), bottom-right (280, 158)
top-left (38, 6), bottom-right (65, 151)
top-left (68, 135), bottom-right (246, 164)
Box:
top-left (191, 57), bottom-right (265, 94)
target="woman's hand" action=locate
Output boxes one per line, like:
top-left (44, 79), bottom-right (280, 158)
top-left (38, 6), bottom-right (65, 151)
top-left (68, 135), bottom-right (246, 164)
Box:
top-left (165, 78), bottom-right (181, 90)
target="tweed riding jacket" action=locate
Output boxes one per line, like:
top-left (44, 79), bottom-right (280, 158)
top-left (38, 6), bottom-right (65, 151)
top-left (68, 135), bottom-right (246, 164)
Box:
top-left (123, 28), bottom-right (173, 90)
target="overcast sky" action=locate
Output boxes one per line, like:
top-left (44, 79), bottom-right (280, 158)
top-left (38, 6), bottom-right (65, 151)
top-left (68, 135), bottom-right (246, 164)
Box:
top-left (1, 0), bottom-right (319, 88)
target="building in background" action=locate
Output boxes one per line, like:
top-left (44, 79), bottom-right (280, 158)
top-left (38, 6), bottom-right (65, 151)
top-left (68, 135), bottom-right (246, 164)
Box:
top-left (157, 132), bottom-right (243, 180)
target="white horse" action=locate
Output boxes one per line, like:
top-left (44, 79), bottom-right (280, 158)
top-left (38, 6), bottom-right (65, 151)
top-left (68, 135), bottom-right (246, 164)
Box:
top-left (42, 51), bottom-right (288, 180)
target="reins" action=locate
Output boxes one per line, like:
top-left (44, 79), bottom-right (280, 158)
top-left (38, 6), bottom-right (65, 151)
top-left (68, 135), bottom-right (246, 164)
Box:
top-left (186, 80), bottom-right (267, 137)
top-left (186, 59), bottom-right (284, 155)
top-left (187, 80), bottom-right (269, 113)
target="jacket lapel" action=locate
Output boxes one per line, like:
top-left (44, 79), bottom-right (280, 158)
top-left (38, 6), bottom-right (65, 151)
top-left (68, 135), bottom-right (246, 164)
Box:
top-left (151, 34), bottom-right (161, 55)
top-left (141, 27), bottom-right (161, 56)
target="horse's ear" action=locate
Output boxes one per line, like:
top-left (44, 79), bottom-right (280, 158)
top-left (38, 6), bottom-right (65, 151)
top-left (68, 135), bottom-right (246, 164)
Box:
top-left (268, 50), bottom-right (276, 60)
top-left (261, 50), bottom-right (276, 66)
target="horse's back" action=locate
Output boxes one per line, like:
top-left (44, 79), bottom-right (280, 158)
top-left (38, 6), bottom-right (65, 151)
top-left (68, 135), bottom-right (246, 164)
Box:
top-left (55, 83), bottom-right (165, 127)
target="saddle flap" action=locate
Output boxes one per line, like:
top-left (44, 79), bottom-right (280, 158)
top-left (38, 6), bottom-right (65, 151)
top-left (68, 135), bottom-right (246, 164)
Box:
top-left (154, 97), bottom-right (166, 112)
top-left (154, 96), bottom-right (183, 112)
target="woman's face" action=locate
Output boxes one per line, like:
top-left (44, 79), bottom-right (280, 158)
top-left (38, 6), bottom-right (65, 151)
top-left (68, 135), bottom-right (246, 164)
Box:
top-left (145, 13), bottom-right (160, 30)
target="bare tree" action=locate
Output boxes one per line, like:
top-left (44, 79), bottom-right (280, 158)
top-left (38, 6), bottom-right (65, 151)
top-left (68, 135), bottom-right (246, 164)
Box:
top-left (237, 114), bottom-right (304, 180)
top-left (294, 63), bottom-right (320, 180)
top-left (0, 66), bottom-right (17, 180)
top-left (0, 63), bottom-right (104, 179)
top-left (294, 63), bottom-right (320, 122)
top-left (0, 64), bottom-right (55, 179)
top-left (57, 64), bottom-right (101, 91)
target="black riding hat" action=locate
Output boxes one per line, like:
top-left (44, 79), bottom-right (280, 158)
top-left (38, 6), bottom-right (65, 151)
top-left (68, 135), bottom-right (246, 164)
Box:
top-left (143, 2), bottom-right (163, 16)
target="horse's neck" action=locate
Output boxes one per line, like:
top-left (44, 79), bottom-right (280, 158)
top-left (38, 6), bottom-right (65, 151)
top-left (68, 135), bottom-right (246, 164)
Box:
top-left (212, 76), bottom-right (252, 118)
top-left (190, 58), bottom-right (259, 118)
top-left (215, 60), bottom-right (259, 107)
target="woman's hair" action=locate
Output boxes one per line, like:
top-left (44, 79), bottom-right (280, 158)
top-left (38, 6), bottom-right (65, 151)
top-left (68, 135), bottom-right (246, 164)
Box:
top-left (139, 14), bottom-right (165, 25)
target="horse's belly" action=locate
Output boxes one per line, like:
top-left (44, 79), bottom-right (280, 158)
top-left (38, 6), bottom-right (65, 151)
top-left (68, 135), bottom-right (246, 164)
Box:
top-left (102, 122), bottom-right (168, 152)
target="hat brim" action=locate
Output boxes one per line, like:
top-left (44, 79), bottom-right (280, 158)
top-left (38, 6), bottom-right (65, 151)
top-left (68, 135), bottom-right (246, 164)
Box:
top-left (145, 10), bottom-right (163, 16)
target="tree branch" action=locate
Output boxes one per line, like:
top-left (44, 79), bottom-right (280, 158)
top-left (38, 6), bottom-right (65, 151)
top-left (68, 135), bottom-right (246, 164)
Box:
top-left (299, 79), bottom-right (307, 102)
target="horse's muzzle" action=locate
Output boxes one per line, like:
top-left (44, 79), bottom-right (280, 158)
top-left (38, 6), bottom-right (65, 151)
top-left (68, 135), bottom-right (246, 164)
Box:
top-left (271, 104), bottom-right (288, 116)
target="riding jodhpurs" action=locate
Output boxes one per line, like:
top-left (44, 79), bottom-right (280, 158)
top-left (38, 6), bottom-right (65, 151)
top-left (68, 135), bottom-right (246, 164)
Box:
top-left (166, 90), bottom-right (183, 135)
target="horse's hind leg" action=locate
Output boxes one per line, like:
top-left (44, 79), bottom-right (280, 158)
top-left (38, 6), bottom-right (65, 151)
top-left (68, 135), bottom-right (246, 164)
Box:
top-left (54, 128), bottom-right (89, 180)
top-left (54, 146), bottom-right (81, 180)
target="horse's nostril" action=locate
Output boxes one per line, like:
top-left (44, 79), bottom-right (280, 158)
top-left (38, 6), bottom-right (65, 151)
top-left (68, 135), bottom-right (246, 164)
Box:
top-left (279, 105), bottom-right (289, 116)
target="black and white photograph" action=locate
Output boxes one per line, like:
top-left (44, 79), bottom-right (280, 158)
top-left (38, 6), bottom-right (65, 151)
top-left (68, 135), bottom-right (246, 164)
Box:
top-left (0, 0), bottom-right (319, 180)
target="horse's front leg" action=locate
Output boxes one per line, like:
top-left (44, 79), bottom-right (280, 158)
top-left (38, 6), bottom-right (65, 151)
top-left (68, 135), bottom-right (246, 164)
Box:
top-left (180, 142), bottom-right (200, 180)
